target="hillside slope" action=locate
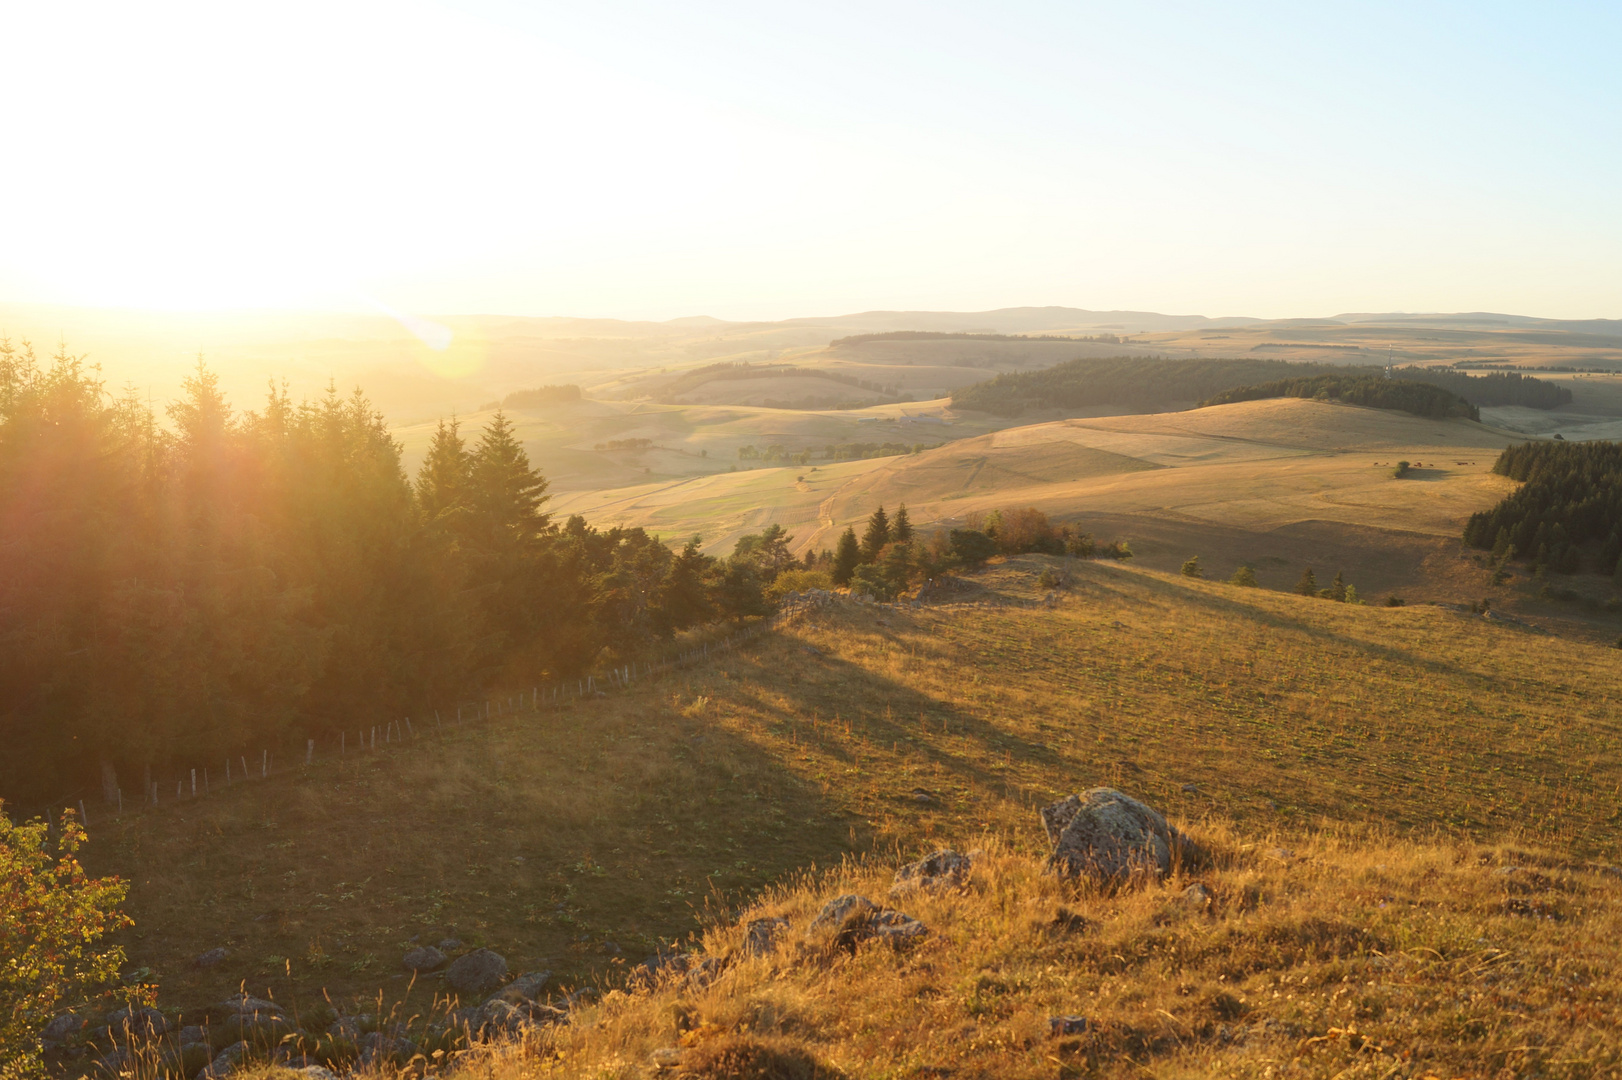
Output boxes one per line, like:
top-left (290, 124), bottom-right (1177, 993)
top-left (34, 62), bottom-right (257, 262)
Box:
top-left (82, 556), bottom-right (1622, 1031)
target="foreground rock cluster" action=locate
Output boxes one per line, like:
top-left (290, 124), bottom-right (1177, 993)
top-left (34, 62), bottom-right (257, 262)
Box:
top-left (47, 786), bottom-right (1189, 1078)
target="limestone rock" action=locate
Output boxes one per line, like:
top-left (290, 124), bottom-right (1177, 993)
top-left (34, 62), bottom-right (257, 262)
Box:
top-left (446, 947), bottom-right (508, 997)
top-left (194, 948), bottom-right (229, 969)
top-left (742, 917), bottom-right (789, 957)
top-left (807, 894), bottom-right (927, 951)
top-left (890, 850), bottom-right (972, 897)
top-left (357, 1031), bottom-right (418, 1067)
top-left (473, 998), bottom-right (567, 1039)
top-left (197, 1040), bottom-right (248, 1079)
top-left (1041, 788), bottom-right (1199, 882)
top-left (1049, 1015), bottom-right (1090, 1036)
top-left (402, 945), bottom-right (447, 972)
top-left (437, 937), bottom-right (463, 952)
top-left (42, 1012), bottom-right (90, 1044)
top-left (178, 1025), bottom-right (206, 1047)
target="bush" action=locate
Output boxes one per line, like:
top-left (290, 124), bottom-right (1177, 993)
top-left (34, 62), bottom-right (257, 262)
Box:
top-left (765, 568), bottom-right (832, 603)
top-left (948, 529), bottom-right (999, 567)
top-left (1393, 460), bottom-right (1412, 478)
top-left (0, 806), bottom-right (132, 1076)
top-left (1385, 595), bottom-right (1406, 607)
top-left (849, 563), bottom-right (893, 601)
top-left (1181, 556), bottom-right (1204, 579)
top-left (1229, 566), bottom-right (1258, 587)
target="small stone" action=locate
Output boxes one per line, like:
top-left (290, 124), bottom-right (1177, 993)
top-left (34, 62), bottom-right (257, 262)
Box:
top-left (402, 945), bottom-right (447, 972)
top-left (909, 787), bottom-right (937, 804)
top-left (299, 1068), bottom-right (339, 1080)
top-left (1180, 883), bottom-right (1211, 906)
top-left (178, 1025), bottom-right (206, 1047)
top-left (1049, 1015), bottom-right (1090, 1036)
top-left (438, 938), bottom-right (463, 952)
top-left (357, 1031), bottom-right (418, 1067)
top-left (446, 947), bottom-right (508, 997)
top-left (194, 948), bottom-right (229, 969)
top-left (890, 849), bottom-right (972, 897)
top-left (650, 1047), bottom-right (683, 1069)
top-left (742, 917), bottom-right (789, 957)
top-left (1181, 783), bottom-right (1199, 793)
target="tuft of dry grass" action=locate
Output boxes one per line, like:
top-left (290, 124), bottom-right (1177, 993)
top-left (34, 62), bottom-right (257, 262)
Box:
top-left (328, 825), bottom-right (1622, 1079)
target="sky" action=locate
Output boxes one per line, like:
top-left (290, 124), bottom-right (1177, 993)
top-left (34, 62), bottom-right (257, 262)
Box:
top-left (3, 0), bottom-right (1619, 322)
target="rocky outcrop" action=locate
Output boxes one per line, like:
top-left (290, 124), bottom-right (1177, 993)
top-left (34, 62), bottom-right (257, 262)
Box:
top-left (446, 947), bottom-right (508, 997)
top-left (807, 894), bottom-right (928, 952)
top-left (1041, 788), bottom-right (1200, 882)
top-left (890, 850), bottom-right (972, 897)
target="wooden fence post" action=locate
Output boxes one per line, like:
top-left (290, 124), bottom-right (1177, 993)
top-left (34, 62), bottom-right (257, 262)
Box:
top-left (306, 739), bottom-right (314, 765)
top-left (190, 769), bottom-right (197, 796)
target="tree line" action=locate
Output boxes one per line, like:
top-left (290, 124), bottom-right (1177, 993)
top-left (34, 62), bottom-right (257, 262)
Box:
top-left (1201, 375), bottom-right (1478, 420)
top-left (0, 342), bottom-right (794, 807)
top-left (1463, 440), bottom-right (1622, 578)
top-left (952, 357), bottom-right (1571, 417)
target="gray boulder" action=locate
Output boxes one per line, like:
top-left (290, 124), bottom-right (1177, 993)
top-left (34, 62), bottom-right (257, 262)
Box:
top-left (807, 894), bottom-right (927, 950)
top-left (1041, 788), bottom-right (1199, 882)
top-left (107, 1005), bottom-right (170, 1037)
top-left (742, 917), bottom-right (789, 957)
top-left (197, 1040), bottom-right (248, 1079)
top-left (473, 998), bottom-right (566, 1039)
top-left (437, 937), bottom-right (463, 952)
top-left (890, 850), bottom-right (972, 897)
top-left (42, 1011), bottom-right (90, 1044)
top-left (445, 947), bottom-right (508, 997)
top-left (402, 945), bottom-right (447, 972)
top-left (297, 1068), bottom-right (338, 1080)
top-left (178, 1025), bottom-right (206, 1047)
top-left (194, 948), bottom-right (229, 969)
top-left (485, 970), bottom-right (551, 1003)
top-left (357, 1031), bottom-right (418, 1067)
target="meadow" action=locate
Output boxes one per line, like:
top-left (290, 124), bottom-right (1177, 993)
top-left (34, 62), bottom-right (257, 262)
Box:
top-left (86, 554), bottom-right (1622, 1038)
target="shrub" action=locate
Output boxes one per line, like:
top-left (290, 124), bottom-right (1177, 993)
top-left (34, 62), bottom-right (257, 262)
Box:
top-left (1229, 566), bottom-right (1258, 587)
top-left (948, 529), bottom-right (999, 567)
top-left (1181, 556), bottom-right (1204, 579)
top-left (1385, 595), bottom-right (1406, 607)
top-left (849, 563), bottom-right (893, 601)
top-left (1096, 540), bottom-right (1132, 560)
top-left (1393, 460), bottom-right (1412, 478)
top-left (765, 569), bottom-right (833, 603)
top-left (0, 806), bottom-right (133, 1075)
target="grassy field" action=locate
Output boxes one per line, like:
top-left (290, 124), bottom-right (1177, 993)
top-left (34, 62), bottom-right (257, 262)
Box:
top-left (84, 555), bottom-right (1622, 1035)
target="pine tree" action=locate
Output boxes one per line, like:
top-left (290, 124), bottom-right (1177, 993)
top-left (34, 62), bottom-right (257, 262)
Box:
top-left (1295, 567), bottom-right (1318, 596)
top-left (1229, 565), bottom-right (1258, 587)
top-left (893, 503), bottom-right (913, 544)
top-left (1181, 555), bottom-right (1203, 578)
top-left (861, 506), bottom-right (891, 562)
top-left (467, 411), bottom-right (550, 549)
top-left (415, 417), bottom-right (471, 523)
top-left (1328, 570), bottom-right (1347, 602)
top-left (833, 527), bottom-right (861, 585)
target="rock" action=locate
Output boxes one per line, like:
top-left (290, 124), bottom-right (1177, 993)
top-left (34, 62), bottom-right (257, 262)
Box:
top-left (890, 849), bottom-right (972, 897)
top-left (91, 1047), bottom-right (132, 1077)
top-left (482, 970), bottom-right (552, 1007)
top-left (438, 937), bottom-right (463, 952)
top-left (807, 894), bottom-right (927, 951)
top-left (1049, 1016), bottom-right (1090, 1036)
top-left (446, 947), bottom-right (508, 997)
top-left (909, 787), bottom-right (938, 804)
top-left (1181, 783), bottom-right (1199, 794)
top-left (211, 1012), bottom-right (297, 1051)
top-left (402, 945), bottom-right (447, 972)
top-left (473, 998), bottom-right (567, 1039)
top-left (1180, 883), bottom-right (1211, 907)
top-left (298, 1068), bottom-right (338, 1080)
top-left (742, 917), bottom-right (789, 957)
top-left (178, 1025), bottom-right (206, 1047)
top-left (107, 1004), bottom-right (170, 1037)
top-left (198, 1041), bottom-right (248, 1079)
top-left (194, 947), bottom-right (229, 969)
top-left (42, 1012), bottom-right (90, 1044)
top-left (650, 1046), bottom-right (683, 1069)
top-left (357, 1031), bottom-right (418, 1067)
top-left (1041, 788), bottom-right (1199, 882)
top-left (203, 996), bottom-right (283, 1025)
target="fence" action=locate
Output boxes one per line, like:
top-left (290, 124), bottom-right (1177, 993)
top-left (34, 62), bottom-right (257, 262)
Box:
top-left (24, 592), bottom-right (839, 835)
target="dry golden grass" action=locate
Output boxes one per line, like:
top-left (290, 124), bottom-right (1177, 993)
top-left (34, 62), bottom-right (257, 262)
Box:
top-left (87, 554), bottom-right (1622, 1046)
top-left (418, 827), bottom-right (1622, 1080)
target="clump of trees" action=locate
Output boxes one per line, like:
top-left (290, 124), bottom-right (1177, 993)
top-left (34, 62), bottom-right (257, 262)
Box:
top-left (0, 341), bottom-right (797, 806)
top-left (1202, 376), bottom-right (1478, 420)
top-left (1463, 441), bottom-right (1622, 578)
top-left (823, 503), bottom-right (1129, 601)
top-left (1294, 568), bottom-right (1362, 604)
top-left (595, 437), bottom-right (655, 451)
top-left (498, 384), bottom-right (581, 409)
top-left (952, 357), bottom-right (1338, 416)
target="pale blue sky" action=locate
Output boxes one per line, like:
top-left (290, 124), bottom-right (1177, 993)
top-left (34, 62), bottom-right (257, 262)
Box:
top-left (3, 1), bottom-right (1617, 319)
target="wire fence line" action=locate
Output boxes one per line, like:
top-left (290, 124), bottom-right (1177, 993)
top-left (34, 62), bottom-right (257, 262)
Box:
top-left (20, 591), bottom-right (838, 837)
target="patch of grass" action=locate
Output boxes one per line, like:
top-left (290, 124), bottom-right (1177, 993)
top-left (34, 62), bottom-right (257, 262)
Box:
top-left (89, 556), bottom-right (1622, 1030)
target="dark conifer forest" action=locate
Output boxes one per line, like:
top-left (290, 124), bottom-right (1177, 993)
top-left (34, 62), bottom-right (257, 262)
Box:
top-left (1201, 374), bottom-right (1478, 420)
top-left (1464, 441), bottom-right (1622, 575)
top-left (0, 342), bottom-right (765, 805)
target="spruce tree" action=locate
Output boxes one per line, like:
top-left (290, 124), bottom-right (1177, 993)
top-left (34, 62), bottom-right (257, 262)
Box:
top-left (1295, 567), bottom-right (1318, 596)
top-left (468, 411), bottom-right (550, 550)
top-left (415, 417), bottom-right (471, 523)
top-left (861, 505), bottom-right (891, 562)
top-left (833, 527), bottom-right (861, 585)
top-left (893, 503), bottom-right (914, 544)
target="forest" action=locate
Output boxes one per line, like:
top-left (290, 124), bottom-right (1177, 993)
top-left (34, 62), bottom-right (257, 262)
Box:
top-left (0, 343), bottom-right (803, 808)
top-left (953, 357), bottom-right (1571, 417)
top-left (951, 357), bottom-right (1342, 415)
top-left (1463, 441), bottom-right (1622, 576)
top-left (831, 330), bottom-right (1122, 347)
top-left (1201, 374), bottom-right (1479, 420)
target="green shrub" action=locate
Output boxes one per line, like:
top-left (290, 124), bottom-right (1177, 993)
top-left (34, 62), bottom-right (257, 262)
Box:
top-left (1229, 566), bottom-right (1258, 587)
top-left (1181, 556), bottom-right (1204, 579)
